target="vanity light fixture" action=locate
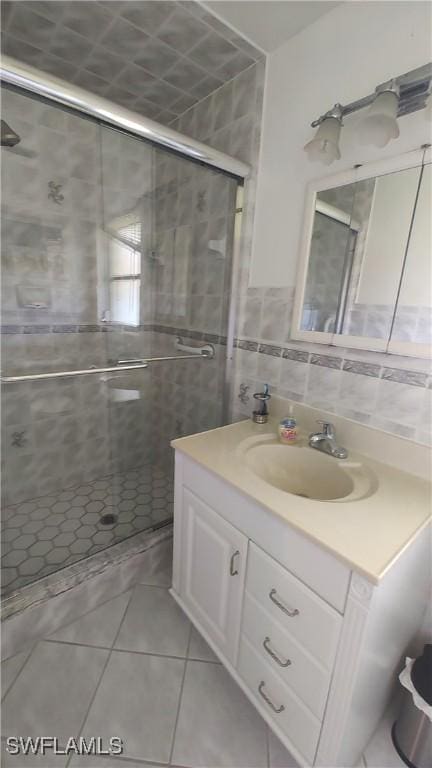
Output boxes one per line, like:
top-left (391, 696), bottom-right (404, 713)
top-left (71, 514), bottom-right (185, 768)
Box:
top-left (355, 81), bottom-right (400, 147)
top-left (304, 104), bottom-right (343, 165)
top-left (304, 62), bottom-right (432, 164)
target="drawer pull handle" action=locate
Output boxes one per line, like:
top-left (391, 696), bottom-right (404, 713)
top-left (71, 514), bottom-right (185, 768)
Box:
top-left (269, 589), bottom-right (299, 617)
top-left (230, 550), bottom-right (240, 576)
top-left (258, 681), bottom-right (285, 713)
top-left (263, 636), bottom-right (291, 668)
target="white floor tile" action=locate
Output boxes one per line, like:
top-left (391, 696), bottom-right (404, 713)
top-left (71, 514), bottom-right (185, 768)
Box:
top-left (268, 729), bottom-right (300, 768)
top-left (1, 646), bottom-right (33, 699)
top-left (136, 540), bottom-right (173, 586)
top-left (2, 641), bottom-right (108, 743)
top-left (188, 626), bottom-right (219, 663)
top-left (364, 710), bottom-right (405, 768)
top-left (114, 585), bottom-right (190, 657)
top-left (82, 650), bottom-right (184, 763)
top-left (49, 591), bottom-right (131, 648)
top-left (172, 660), bottom-right (268, 767)
top-left (69, 758), bottom-right (153, 767)
top-left (1, 740), bottom-right (68, 767)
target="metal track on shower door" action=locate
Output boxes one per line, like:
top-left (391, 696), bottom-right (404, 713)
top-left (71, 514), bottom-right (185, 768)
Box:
top-left (1, 347), bottom-right (215, 383)
top-left (0, 55), bottom-right (250, 179)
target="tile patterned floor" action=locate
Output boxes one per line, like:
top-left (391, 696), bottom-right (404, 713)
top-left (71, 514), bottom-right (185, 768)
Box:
top-left (1, 550), bottom-right (299, 768)
top-left (1, 464), bottom-right (173, 596)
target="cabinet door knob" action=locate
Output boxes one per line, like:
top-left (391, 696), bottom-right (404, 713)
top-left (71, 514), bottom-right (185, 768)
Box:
top-left (229, 550), bottom-right (240, 576)
top-left (258, 681), bottom-right (285, 713)
top-left (269, 588), bottom-right (299, 617)
top-left (263, 636), bottom-right (291, 668)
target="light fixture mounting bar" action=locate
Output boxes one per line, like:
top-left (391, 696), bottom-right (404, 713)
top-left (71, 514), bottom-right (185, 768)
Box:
top-left (310, 62), bottom-right (432, 127)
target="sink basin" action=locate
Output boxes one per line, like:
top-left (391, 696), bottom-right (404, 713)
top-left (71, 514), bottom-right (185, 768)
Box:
top-left (239, 435), bottom-right (375, 502)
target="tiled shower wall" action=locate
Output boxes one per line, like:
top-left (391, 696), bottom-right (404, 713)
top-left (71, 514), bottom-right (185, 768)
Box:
top-left (148, 58), bottom-right (266, 464)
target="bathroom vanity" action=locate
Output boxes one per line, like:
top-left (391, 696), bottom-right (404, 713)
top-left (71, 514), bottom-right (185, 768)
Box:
top-left (170, 404), bottom-right (430, 767)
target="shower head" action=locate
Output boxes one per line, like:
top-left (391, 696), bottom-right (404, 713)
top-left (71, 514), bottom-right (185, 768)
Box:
top-left (1, 119), bottom-right (20, 147)
top-left (1, 118), bottom-right (36, 158)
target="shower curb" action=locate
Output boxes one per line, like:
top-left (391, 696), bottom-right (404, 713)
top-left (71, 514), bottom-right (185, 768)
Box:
top-left (1, 525), bottom-right (173, 660)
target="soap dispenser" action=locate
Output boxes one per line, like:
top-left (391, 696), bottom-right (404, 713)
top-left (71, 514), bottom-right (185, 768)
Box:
top-left (252, 384), bottom-right (271, 423)
top-left (278, 405), bottom-right (298, 444)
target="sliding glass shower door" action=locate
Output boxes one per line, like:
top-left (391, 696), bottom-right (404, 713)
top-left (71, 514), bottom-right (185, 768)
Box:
top-left (1, 85), bottom-right (238, 596)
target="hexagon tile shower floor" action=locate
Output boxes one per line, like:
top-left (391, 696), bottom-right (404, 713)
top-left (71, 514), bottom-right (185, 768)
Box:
top-left (1, 464), bottom-right (173, 595)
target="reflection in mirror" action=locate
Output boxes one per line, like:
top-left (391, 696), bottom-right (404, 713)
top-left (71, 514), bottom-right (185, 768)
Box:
top-left (300, 164), bottom-right (422, 342)
top-left (301, 182), bottom-right (357, 333)
top-left (391, 164), bottom-right (431, 347)
top-left (342, 166), bottom-right (421, 340)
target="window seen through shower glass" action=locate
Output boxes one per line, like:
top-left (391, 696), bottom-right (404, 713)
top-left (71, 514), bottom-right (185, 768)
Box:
top-left (107, 225), bottom-right (141, 327)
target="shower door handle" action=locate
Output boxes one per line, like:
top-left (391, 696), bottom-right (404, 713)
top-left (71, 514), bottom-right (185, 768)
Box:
top-left (1, 352), bottom-right (214, 383)
top-left (0, 362), bottom-right (149, 383)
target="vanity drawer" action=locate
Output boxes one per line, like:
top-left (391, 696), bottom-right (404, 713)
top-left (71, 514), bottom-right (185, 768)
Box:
top-left (242, 591), bottom-right (330, 719)
top-left (238, 635), bottom-right (320, 765)
top-left (246, 543), bottom-right (342, 669)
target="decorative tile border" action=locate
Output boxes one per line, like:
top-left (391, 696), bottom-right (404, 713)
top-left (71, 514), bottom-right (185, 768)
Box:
top-left (2, 323), bottom-right (117, 334)
top-left (343, 360), bottom-right (381, 378)
top-left (153, 326), bottom-right (228, 346)
top-left (234, 337), bottom-right (431, 389)
top-left (258, 343), bottom-right (282, 357)
top-left (1, 323), bottom-right (228, 346)
top-left (22, 325), bottom-right (51, 334)
top-left (310, 353), bottom-right (342, 369)
top-left (282, 349), bottom-right (309, 363)
top-left (237, 340), bottom-right (258, 352)
top-left (381, 367), bottom-right (428, 388)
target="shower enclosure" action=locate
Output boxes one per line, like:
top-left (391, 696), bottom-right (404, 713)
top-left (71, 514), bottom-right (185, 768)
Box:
top-left (1, 80), bottom-right (241, 597)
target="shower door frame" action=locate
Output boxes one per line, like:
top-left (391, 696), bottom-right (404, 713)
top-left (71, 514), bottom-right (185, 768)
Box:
top-left (0, 56), bottom-right (250, 179)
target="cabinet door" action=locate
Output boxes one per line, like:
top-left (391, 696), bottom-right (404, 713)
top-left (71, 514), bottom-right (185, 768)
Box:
top-left (180, 487), bottom-right (247, 665)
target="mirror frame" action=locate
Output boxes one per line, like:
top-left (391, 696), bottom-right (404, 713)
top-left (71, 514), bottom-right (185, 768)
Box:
top-left (291, 146), bottom-right (431, 358)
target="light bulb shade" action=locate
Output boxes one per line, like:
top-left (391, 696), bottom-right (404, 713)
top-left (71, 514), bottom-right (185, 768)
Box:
top-left (356, 90), bottom-right (400, 148)
top-left (304, 117), bottom-right (341, 165)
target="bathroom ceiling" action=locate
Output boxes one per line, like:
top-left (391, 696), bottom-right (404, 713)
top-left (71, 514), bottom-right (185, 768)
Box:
top-left (1, 1), bottom-right (263, 126)
top-left (205, 1), bottom-right (342, 52)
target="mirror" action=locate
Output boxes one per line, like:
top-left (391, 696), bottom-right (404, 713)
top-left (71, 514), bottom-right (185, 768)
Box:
top-left (293, 150), bottom-right (431, 357)
top-left (390, 164), bottom-right (431, 351)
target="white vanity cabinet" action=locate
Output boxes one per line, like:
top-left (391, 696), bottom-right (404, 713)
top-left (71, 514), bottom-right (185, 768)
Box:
top-left (179, 488), bottom-right (247, 665)
top-left (171, 451), bottom-right (430, 768)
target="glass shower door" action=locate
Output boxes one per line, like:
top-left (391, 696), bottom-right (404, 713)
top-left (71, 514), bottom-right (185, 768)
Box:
top-left (1, 84), bottom-right (239, 598)
top-left (100, 125), bottom-right (239, 530)
top-left (0, 89), bottom-right (153, 594)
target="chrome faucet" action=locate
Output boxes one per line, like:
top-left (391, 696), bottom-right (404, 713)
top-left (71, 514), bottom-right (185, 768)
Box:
top-left (309, 420), bottom-right (348, 459)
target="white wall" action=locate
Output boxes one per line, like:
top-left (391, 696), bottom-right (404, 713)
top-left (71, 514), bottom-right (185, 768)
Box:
top-left (250, 1), bottom-right (432, 286)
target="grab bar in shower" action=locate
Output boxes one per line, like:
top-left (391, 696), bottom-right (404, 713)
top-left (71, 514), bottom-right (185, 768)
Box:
top-left (175, 337), bottom-right (215, 358)
top-left (1, 349), bottom-right (215, 383)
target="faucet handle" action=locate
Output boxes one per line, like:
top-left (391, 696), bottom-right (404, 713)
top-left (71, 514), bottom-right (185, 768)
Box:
top-left (317, 420), bottom-right (335, 437)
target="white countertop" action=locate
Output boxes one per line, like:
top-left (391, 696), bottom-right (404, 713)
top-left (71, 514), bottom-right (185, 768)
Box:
top-left (172, 418), bottom-right (431, 583)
